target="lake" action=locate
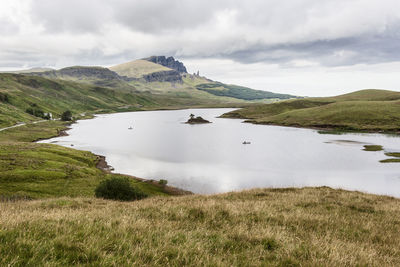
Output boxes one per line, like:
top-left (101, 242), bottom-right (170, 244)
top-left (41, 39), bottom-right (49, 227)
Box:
top-left (40, 108), bottom-right (400, 196)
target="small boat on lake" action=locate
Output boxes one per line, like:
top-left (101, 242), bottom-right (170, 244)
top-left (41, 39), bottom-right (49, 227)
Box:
top-left (242, 141), bottom-right (251, 145)
top-left (128, 126), bottom-right (133, 130)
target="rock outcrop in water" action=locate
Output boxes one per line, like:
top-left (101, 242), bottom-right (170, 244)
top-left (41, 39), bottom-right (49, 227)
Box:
top-left (144, 56), bottom-right (187, 73)
top-left (185, 114), bottom-right (211, 124)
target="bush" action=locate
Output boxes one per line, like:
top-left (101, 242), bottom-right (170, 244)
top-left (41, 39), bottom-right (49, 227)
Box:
top-left (61, 110), bottom-right (72, 121)
top-left (158, 179), bottom-right (168, 186)
top-left (0, 92), bottom-right (9, 103)
top-left (26, 107), bottom-right (45, 118)
top-left (95, 177), bottom-right (148, 201)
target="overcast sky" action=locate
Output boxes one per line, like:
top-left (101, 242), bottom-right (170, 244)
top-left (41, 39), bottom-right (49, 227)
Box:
top-left (1, 0), bottom-right (400, 96)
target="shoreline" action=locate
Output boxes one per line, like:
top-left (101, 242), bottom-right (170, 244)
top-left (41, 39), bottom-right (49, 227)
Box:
top-left (245, 120), bottom-right (400, 135)
top-left (44, 117), bottom-right (193, 196)
top-left (220, 114), bottom-right (400, 135)
top-left (94, 154), bottom-right (192, 196)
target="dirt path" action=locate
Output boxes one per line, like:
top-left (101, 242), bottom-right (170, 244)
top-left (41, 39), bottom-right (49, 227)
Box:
top-left (0, 120), bottom-right (50, 132)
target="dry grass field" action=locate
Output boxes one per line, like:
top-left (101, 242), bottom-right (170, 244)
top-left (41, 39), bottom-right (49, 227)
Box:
top-left (1, 187), bottom-right (399, 266)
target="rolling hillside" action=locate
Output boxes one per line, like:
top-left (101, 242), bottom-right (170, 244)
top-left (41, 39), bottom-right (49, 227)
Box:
top-left (7, 56), bottom-right (298, 103)
top-left (196, 82), bottom-right (296, 100)
top-left (222, 89), bottom-right (400, 132)
top-left (0, 73), bottom-right (156, 128)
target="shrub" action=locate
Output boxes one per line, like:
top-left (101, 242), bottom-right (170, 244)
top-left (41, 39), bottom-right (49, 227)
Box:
top-left (0, 92), bottom-right (9, 103)
top-left (61, 110), bottom-right (72, 121)
top-left (26, 107), bottom-right (45, 118)
top-left (95, 177), bottom-right (148, 201)
top-left (158, 179), bottom-right (168, 186)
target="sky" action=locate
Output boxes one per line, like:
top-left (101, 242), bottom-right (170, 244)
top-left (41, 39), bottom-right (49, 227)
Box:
top-left (1, 0), bottom-right (400, 96)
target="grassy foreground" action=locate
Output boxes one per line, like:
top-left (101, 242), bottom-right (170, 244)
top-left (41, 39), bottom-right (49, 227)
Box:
top-left (222, 89), bottom-right (400, 132)
top-left (0, 187), bottom-right (399, 266)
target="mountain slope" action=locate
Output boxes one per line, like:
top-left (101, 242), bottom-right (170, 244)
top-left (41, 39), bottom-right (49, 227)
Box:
top-left (196, 82), bottom-right (296, 100)
top-left (0, 73), bottom-right (156, 127)
top-left (26, 66), bottom-right (137, 91)
top-left (222, 89), bottom-right (400, 131)
top-left (110, 59), bottom-right (172, 78)
top-left (11, 56), bottom-right (297, 103)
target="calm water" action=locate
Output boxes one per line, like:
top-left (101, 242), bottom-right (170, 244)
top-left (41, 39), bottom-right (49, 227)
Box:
top-left (41, 108), bottom-right (400, 196)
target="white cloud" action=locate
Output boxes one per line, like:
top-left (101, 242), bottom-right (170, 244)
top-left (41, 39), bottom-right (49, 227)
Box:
top-left (1, 0), bottom-right (400, 95)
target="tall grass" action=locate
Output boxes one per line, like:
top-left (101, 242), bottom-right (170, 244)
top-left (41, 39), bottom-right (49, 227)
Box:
top-left (0, 187), bottom-right (399, 266)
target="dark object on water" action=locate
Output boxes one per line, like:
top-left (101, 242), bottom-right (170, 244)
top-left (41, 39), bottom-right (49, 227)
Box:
top-left (70, 144), bottom-right (74, 147)
top-left (242, 141), bottom-right (251, 145)
top-left (128, 126), bottom-right (133, 130)
top-left (186, 114), bottom-right (211, 124)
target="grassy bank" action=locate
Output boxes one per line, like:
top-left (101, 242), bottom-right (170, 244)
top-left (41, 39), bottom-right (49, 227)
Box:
top-left (222, 89), bottom-right (400, 133)
top-left (0, 187), bottom-right (399, 266)
top-left (0, 141), bottom-right (171, 199)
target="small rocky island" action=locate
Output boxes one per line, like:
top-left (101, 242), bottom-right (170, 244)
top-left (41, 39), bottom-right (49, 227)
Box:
top-left (185, 114), bottom-right (211, 124)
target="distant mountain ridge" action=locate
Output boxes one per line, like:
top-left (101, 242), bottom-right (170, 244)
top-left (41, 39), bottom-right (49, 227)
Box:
top-left (0, 56), bottom-right (299, 101)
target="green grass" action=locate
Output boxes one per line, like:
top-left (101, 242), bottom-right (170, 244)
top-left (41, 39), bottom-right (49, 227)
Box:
top-left (0, 141), bottom-right (169, 199)
top-left (380, 152), bottom-right (400, 163)
top-left (380, 158), bottom-right (400, 163)
top-left (385, 152), bottom-right (400, 157)
top-left (363, 145), bottom-right (383, 151)
top-left (0, 187), bottom-right (399, 266)
top-left (0, 120), bottom-right (69, 142)
top-left (0, 73), bottom-right (158, 128)
top-left (222, 89), bottom-right (400, 132)
top-left (0, 120), bottom-right (178, 199)
top-left (196, 82), bottom-right (296, 100)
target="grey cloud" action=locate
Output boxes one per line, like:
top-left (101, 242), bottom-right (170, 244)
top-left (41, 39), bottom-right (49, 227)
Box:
top-left (0, 18), bottom-right (19, 35)
top-left (113, 0), bottom-right (225, 33)
top-left (209, 32), bottom-right (400, 67)
top-left (4, 0), bottom-right (400, 69)
top-left (29, 0), bottom-right (226, 34)
top-left (30, 0), bottom-right (113, 33)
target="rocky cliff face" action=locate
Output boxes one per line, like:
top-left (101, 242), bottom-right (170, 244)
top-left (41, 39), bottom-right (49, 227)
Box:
top-left (142, 70), bottom-right (183, 83)
top-left (144, 56), bottom-right (187, 73)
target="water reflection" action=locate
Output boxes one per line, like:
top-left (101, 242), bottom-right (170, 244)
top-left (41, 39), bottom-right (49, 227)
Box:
top-left (40, 108), bottom-right (400, 196)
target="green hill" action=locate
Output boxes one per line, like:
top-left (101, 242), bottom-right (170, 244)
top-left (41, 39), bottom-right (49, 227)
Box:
top-left (196, 82), bottom-right (297, 100)
top-left (0, 73), bottom-right (156, 128)
top-left (222, 89), bottom-right (400, 132)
